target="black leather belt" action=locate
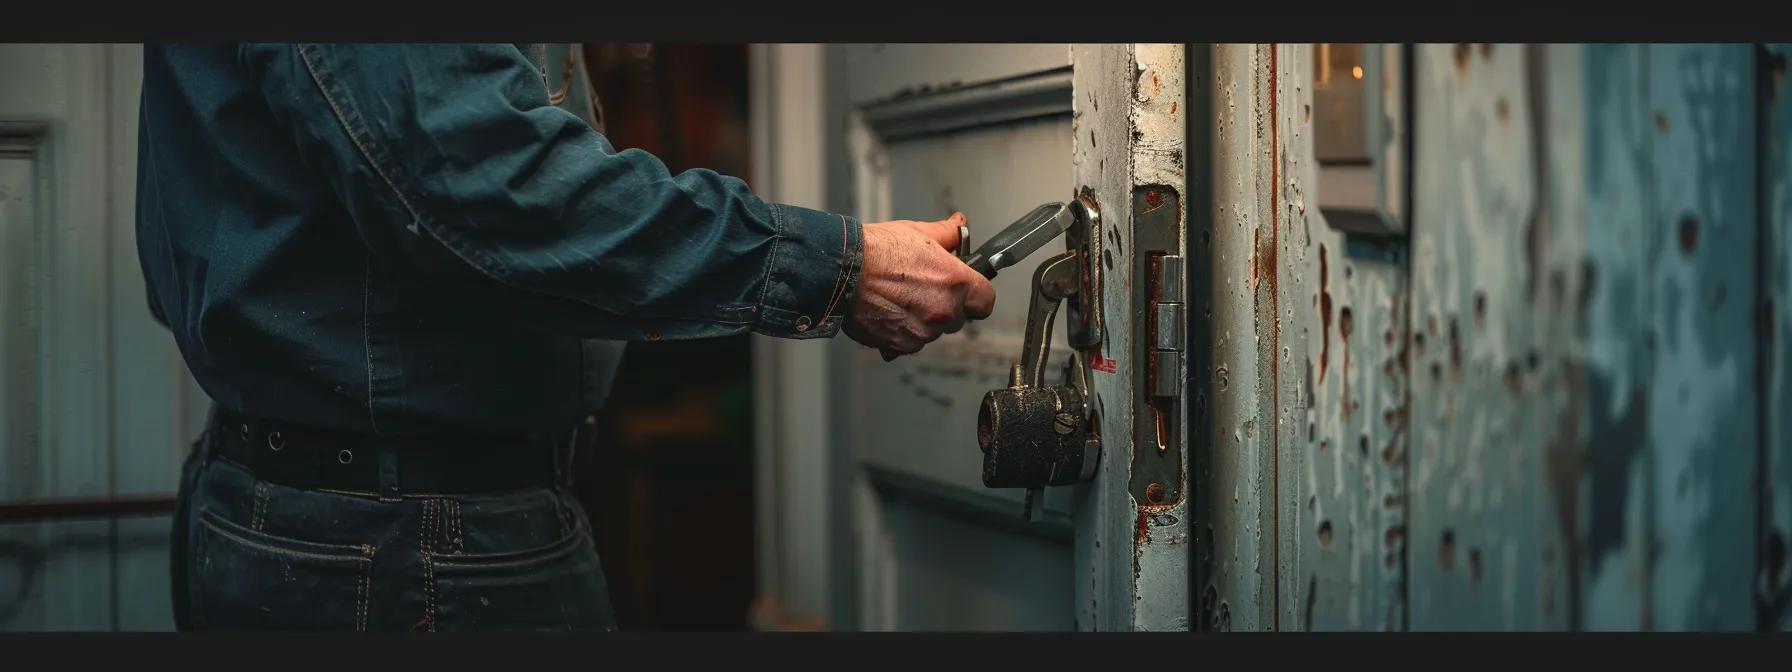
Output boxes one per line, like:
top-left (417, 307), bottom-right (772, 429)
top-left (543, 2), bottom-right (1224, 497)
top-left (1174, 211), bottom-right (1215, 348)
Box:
top-left (208, 408), bottom-right (568, 498)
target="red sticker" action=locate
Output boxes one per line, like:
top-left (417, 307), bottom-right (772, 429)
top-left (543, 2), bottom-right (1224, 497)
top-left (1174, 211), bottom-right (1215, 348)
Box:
top-left (1091, 353), bottom-right (1118, 374)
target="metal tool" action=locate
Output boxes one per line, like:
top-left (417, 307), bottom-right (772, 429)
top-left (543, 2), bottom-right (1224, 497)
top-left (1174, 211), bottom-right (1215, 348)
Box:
top-left (975, 198), bottom-right (1103, 521)
top-left (878, 202), bottom-right (1082, 362)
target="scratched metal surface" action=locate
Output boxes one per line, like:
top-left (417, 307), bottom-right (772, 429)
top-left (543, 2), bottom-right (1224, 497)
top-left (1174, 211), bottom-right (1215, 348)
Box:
top-left (1067, 44), bottom-right (1156, 632)
top-left (1405, 43), bottom-right (1552, 631)
top-left (1641, 43), bottom-right (1757, 631)
top-left (1768, 43), bottom-right (1792, 632)
top-left (1284, 47), bottom-right (1411, 632)
top-left (1198, 44), bottom-right (1280, 631)
top-left (1274, 43), bottom-right (1765, 632)
top-left (1124, 44), bottom-right (1190, 633)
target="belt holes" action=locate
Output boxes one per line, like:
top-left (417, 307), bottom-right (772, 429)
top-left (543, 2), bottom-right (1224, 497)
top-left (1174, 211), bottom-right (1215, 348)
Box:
top-left (267, 431), bottom-right (285, 451)
top-left (239, 424), bottom-right (250, 440)
top-left (338, 449), bottom-right (354, 465)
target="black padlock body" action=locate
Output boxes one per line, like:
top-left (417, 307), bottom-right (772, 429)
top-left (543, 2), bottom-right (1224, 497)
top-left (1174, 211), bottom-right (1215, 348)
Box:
top-left (977, 384), bottom-right (1089, 489)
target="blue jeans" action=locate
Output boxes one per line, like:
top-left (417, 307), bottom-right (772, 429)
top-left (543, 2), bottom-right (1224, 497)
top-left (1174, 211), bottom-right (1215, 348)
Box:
top-left (170, 432), bottom-right (618, 632)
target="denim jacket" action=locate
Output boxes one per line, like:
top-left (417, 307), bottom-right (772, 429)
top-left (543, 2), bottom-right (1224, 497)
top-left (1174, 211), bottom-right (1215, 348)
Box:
top-left (136, 44), bottom-right (864, 436)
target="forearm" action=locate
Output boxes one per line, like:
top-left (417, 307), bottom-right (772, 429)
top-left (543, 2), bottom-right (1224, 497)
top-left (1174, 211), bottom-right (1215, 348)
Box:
top-left (246, 42), bottom-right (861, 341)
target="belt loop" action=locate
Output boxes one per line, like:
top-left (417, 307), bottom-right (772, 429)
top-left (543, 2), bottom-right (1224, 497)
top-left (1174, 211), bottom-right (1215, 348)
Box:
top-left (377, 447), bottom-right (401, 502)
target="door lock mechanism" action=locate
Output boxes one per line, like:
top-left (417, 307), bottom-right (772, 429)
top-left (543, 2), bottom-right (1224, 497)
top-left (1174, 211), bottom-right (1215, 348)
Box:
top-left (975, 197), bottom-right (1103, 522)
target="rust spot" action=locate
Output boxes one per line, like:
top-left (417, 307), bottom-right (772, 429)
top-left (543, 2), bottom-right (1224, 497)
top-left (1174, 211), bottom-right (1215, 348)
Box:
top-left (1453, 44), bottom-right (1471, 73)
top-left (1654, 109), bottom-right (1669, 134)
top-left (1381, 441), bottom-right (1396, 465)
top-left (1151, 71), bottom-right (1161, 97)
top-left (1496, 97), bottom-right (1510, 123)
top-left (1384, 329), bottom-right (1395, 348)
top-left (1678, 215), bottom-right (1699, 254)
top-left (1479, 43), bottom-right (1493, 59)
top-left (1383, 493), bottom-right (1398, 509)
top-left (1146, 188), bottom-right (1164, 209)
top-left (1439, 529), bottom-right (1457, 571)
top-left (1318, 244), bottom-right (1333, 384)
top-left (1385, 525), bottom-right (1405, 549)
top-left (1146, 482), bottom-right (1166, 504)
top-left (1135, 508), bottom-right (1151, 547)
top-left (1467, 548), bottom-right (1483, 585)
top-left (644, 328), bottom-right (663, 340)
top-left (1169, 101), bottom-right (1178, 115)
top-left (1304, 104), bottom-right (1311, 123)
top-left (1318, 520), bottom-right (1333, 548)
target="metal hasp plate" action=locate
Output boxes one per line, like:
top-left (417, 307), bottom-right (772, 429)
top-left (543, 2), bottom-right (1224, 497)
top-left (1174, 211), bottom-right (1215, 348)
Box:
top-left (1313, 43), bottom-right (1410, 238)
top-left (1130, 186), bottom-right (1182, 507)
top-left (976, 197), bottom-right (1103, 521)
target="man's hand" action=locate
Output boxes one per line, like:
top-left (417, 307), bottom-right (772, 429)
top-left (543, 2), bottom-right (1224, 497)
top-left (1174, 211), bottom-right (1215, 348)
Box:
top-left (844, 213), bottom-right (997, 357)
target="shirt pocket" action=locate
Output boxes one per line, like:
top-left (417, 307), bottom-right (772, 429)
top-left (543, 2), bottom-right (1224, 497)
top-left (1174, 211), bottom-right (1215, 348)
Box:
top-left (191, 506), bottom-right (376, 631)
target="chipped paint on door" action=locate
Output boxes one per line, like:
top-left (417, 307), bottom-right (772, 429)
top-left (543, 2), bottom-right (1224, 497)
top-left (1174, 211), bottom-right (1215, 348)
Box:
top-left (1197, 43), bottom-right (1779, 632)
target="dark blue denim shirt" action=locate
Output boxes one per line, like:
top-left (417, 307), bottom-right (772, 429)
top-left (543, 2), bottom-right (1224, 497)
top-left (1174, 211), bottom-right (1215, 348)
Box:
top-left (137, 43), bottom-right (864, 437)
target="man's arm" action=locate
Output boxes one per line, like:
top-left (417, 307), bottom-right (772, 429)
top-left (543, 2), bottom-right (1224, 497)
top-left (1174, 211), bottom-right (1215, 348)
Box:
top-left (243, 43), bottom-right (857, 341)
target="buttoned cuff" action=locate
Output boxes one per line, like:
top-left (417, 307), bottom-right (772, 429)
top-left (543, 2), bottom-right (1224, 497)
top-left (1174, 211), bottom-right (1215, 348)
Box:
top-left (754, 203), bottom-right (864, 340)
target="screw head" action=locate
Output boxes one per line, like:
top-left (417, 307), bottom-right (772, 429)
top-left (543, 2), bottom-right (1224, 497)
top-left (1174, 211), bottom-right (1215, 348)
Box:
top-left (1053, 412), bottom-right (1077, 435)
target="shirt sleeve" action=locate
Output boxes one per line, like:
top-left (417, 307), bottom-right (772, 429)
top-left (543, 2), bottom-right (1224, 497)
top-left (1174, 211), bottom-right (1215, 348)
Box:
top-left (240, 42), bottom-right (862, 341)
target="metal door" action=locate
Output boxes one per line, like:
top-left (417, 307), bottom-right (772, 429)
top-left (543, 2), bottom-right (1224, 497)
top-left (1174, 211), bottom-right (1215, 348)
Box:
top-left (1195, 42), bottom-right (1783, 632)
top-left (0, 43), bottom-right (201, 631)
top-left (753, 44), bottom-right (1191, 632)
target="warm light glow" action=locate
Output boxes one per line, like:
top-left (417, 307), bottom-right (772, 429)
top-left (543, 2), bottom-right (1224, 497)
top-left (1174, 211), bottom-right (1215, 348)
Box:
top-left (1351, 66), bottom-right (1363, 79)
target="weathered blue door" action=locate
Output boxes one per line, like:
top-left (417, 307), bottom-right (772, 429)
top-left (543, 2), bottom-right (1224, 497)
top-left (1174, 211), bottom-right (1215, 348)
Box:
top-left (1196, 43), bottom-right (1789, 632)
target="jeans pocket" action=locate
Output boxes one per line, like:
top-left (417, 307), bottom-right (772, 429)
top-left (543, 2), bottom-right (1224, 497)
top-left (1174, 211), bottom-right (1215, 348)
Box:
top-left (430, 524), bottom-right (615, 632)
top-left (191, 506), bottom-right (376, 631)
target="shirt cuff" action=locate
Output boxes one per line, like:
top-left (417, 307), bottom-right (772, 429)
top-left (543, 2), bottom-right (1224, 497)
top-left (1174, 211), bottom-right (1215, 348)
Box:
top-left (754, 203), bottom-right (864, 340)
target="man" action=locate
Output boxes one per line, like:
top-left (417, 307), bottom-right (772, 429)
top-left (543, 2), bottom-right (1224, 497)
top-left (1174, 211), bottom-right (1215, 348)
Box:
top-left (139, 43), bottom-right (995, 632)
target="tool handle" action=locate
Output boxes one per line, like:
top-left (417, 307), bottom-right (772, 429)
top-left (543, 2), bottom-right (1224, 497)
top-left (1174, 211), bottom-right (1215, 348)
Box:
top-left (964, 253), bottom-right (997, 280)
